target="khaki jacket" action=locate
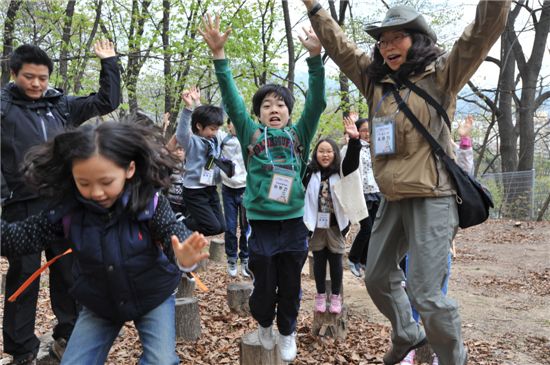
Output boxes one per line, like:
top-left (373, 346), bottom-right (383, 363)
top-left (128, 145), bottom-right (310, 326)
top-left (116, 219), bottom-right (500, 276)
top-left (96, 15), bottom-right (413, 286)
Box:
top-left (310, 0), bottom-right (510, 201)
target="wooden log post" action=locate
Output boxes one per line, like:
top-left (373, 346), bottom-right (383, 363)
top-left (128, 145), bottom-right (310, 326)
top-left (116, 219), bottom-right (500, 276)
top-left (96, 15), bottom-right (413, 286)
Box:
top-left (227, 282), bottom-right (253, 315)
top-left (176, 273), bottom-right (196, 298)
top-left (209, 238), bottom-right (225, 262)
top-left (415, 343), bottom-right (435, 364)
top-left (195, 257), bottom-right (209, 272)
top-left (175, 297), bottom-right (201, 341)
top-left (240, 329), bottom-right (284, 365)
top-left (1, 273), bottom-right (5, 296)
top-left (311, 304), bottom-right (348, 340)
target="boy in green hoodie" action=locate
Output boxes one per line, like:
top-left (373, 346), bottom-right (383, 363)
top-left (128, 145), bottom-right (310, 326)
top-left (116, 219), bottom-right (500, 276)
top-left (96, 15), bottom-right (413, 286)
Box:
top-left (200, 15), bottom-right (326, 362)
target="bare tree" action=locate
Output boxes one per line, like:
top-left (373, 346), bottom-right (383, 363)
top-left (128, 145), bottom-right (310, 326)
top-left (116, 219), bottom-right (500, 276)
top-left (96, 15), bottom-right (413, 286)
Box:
top-left (1, 0), bottom-right (22, 86)
top-left (58, 0), bottom-right (76, 91)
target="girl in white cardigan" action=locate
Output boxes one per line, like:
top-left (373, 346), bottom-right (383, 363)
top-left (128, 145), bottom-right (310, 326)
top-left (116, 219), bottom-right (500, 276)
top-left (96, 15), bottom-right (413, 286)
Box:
top-left (303, 118), bottom-right (362, 314)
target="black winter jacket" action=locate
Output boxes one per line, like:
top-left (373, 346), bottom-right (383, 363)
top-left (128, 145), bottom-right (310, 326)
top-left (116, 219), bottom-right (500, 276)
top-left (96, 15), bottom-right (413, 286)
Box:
top-left (1, 56), bottom-right (121, 206)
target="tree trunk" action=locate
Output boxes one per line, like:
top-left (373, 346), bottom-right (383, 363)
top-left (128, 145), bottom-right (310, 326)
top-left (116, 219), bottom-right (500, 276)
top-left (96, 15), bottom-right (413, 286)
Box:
top-left (311, 304), bottom-right (348, 339)
top-left (74, 0), bottom-right (103, 93)
top-left (240, 330), bottom-right (284, 365)
top-left (175, 297), bottom-right (201, 341)
top-left (58, 0), bottom-right (76, 92)
top-left (209, 238), bottom-right (225, 262)
top-left (227, 282), bottom-right (253, 315)
top-left (282, 0), bottom-right (294, 94)
top-left (176, 273), bottom-right (196, 298)
top-left (162, 0), bottom-right (172, 116)
top-left (1, 0), bottom-right (22, 86)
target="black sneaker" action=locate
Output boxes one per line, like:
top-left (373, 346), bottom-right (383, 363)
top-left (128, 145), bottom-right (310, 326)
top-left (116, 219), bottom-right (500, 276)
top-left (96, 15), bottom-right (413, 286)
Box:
top-left (49, 337), bottom-right (67, 361)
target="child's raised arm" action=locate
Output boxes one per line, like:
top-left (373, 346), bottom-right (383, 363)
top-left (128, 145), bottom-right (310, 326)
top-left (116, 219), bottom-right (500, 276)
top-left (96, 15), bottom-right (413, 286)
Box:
top-left (171, 232), bottom-right (209, 269)
top-left (199, 14), bottom-right (232, 60)
top-left (297, 26), bottom-right (322, 58)
top-left (341, 115), bottom-right (362, 177)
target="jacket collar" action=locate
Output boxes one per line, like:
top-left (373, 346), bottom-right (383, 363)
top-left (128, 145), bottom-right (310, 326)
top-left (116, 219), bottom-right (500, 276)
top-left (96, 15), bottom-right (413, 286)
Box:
top-left (380, 60), bottom-right (437, 85)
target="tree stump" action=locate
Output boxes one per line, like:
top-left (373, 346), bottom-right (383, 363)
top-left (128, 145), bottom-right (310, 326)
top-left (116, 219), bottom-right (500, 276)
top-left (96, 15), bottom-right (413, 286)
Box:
top-left (415, 342), bottom-right (435, 364)
top-left (0, 273), bottom-right (5, 296)
top-left (227, 282), bottom-right (253, 315)
top-left (311, 304), bottom-right (348, 340)
top-left (240, 329), bottom-right (284, 365)
top-left (209, 238), bottom-right (225, 262)
top-left (175, 297), bottom-right (201, 341)
top-left (176, 273), bottom-right (196, 298)
top-left (195, 257), bottom-right (209, 272)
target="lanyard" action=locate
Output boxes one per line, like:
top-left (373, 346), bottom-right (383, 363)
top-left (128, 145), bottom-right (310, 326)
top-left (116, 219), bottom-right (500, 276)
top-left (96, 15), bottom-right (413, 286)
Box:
top-left (263, 127), bottom-right (296, 172)
top-left (372, 87), bottom-right (412, 119)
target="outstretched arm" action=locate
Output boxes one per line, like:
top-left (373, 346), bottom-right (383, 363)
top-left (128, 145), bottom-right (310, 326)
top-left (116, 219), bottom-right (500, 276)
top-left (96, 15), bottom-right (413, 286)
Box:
top-left (67, 39), bottom-right (121, 125)
top-left (199, 14), bottom-right (232, 60)
top-left (1, 213), bottom-right (63, 257)
top-left (341, 115), bottom-right (361, 176)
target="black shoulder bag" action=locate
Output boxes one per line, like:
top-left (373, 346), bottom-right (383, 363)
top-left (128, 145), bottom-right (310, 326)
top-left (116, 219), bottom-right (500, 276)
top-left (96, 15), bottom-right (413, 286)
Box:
top-left (386, 79), bottom-right (494, 228)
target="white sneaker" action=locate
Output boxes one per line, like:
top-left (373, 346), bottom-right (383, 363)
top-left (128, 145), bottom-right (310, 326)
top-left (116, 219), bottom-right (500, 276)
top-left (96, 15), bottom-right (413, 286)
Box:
top-left (241, 261), bottom-right (251, 278)
top-left (399, 349), bottom-right (415, 365)
top-left (278, 332), bottom-right (297, 362)
top-left (258, 325), bottom-right (275, 350)
top-left (227, 262), bottom-right (237, 277)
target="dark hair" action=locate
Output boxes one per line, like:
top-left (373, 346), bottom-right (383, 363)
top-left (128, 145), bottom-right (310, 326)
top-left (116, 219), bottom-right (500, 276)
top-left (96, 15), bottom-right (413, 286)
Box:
top-left (308, 138), bottom-right (341, 176)
top-left (23, 121), bottom-right (179, 214)
top-left (355, 118), bottom-right (369, 131)
top-left (252, 84), bottom-right (295, 118)
top-left (191, 105), bottom-right (224, 134)
top-left (226, 118), bottom-right (232, 126)
top-left (9, 44), bottom-right (54, 75)
top-left (366, 31), bottom-right (442, 83)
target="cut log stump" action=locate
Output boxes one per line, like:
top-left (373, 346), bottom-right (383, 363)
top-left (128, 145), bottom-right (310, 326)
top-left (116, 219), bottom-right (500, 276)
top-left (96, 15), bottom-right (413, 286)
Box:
top-left (195, 258), bottom-right (209, 272)
top-left (415, 342), bottom-right (435, 364)
top-left (240, 329), bottom-right (284, 365)
top-left (311, 304), bottom-right (348, 340)
top-left (227, 282), bottom-right (253, 315)
top-left (209, 238), bottom-right (225, 262)
top-left (175, 297), bottom-right (201, 341)
top-left (176, 273), bottom-right (196, 298)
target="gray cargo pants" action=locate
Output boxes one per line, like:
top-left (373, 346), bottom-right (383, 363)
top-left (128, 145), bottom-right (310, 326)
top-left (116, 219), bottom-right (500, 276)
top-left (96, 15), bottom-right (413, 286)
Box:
top-left (364, 196), bottom-right (467, 365)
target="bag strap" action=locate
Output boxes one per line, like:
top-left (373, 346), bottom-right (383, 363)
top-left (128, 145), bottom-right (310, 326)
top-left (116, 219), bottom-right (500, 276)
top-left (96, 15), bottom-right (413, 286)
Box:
top-left (384, 83), bottom-right (448, 160)
top-left (391, 76), bottom-right (452, 131)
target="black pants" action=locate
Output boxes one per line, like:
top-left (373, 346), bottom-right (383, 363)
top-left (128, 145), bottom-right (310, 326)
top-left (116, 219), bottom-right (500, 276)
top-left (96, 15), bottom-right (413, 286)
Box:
top-left (181, 186), bottom-right (225, 236)
top-left (312, 248), bottom-right (343, 295)
top-left (348, 198), bottom-right (380, 265)
top-left (2, 200), bottom-right (78, 360)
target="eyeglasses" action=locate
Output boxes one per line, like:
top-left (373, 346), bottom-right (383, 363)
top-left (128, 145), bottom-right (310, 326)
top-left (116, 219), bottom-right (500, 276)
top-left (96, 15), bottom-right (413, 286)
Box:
top-left (376, 32), bottom-right (410, 50)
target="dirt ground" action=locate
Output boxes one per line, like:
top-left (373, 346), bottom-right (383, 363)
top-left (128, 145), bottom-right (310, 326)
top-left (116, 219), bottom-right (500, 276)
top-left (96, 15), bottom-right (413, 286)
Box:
top-left (1, 219), bottom-right (549, 364)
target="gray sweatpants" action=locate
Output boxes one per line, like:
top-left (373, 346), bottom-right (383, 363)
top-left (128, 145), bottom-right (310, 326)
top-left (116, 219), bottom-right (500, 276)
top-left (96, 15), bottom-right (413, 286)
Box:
top-left (364, 196), bottom-right (466, 365)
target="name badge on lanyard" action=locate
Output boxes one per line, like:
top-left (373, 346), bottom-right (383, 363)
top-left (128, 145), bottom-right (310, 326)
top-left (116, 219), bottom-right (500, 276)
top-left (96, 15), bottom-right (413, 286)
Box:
top-left (200, 167), bottom-right (214, 185)
top-left (317, 212), bottom-right (331, 229)
top-left (372, 115), bottom-right (396, 156)
top-left (268, 166), bottom-right (295, 204)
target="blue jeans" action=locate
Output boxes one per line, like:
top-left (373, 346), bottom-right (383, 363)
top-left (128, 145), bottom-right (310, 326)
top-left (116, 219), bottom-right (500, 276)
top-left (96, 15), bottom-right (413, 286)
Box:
top-left (222, 185), bottom-right (249, 262)
top-left (61, 295), bottom-right (178, 365)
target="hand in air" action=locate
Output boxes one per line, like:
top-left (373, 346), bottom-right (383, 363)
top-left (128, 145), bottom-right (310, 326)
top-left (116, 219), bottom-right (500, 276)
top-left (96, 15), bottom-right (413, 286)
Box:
top-left (198, 14), bottom-right (232, 59)
top-left (343, 115), bottom-right (360, 140)
top-left (297, 26), bottom-right (322, 57)
top-left (457, 115), bottom-right (474, 138)
top-left (93, 40), bottom-right (116, 59)
top-left (171, 232), bottom-right (209, 269)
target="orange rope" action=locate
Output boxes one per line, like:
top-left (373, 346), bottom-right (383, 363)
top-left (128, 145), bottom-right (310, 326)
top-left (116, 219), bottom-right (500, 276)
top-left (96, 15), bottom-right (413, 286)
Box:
top-left (189, 272), bottom-right (209, 292)
top-left (8, 248), bottom-right (73, 302)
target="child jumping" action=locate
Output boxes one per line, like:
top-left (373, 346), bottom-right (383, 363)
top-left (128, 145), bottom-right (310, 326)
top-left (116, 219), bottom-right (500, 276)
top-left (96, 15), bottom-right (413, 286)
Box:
top-left (1, 121), bottom-right (209, 365)
top-left (303, 118), bottom-right (362, 315)
top-left (199, 15), bottom-right (326, 362)
top-left (176, 86), bottom-right (226, 236)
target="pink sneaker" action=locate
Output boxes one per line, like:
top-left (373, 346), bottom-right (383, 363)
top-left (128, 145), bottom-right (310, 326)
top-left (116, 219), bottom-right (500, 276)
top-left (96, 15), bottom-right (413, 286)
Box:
top-left (314, 293), bottom-right (326, 313)
top-left (328, 294), bottom-right (342, 314)
top-left (432, 353), bottom-right (439, 365)
top-left (399, 349), bottom-right (415, 365)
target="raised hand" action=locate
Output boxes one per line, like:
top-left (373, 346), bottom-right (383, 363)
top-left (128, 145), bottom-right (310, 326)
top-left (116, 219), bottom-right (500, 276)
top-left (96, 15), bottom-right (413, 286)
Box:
top-left (171, 232), bottom-right (209, 269)
top-left (189, 86), bottom-right (201, 106)
top-left (93, 40), bottom-right (116, 59)
top-left (181, 89), bottom-right (195, 109)
top-left (458, 115), bottom-right (474, 138)
top-left (297, 26), bottom-right (322, 57)
top-left (198, 14), bottom-right (232, 60)
top-left (343, 115), bottom-right (360, 139)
